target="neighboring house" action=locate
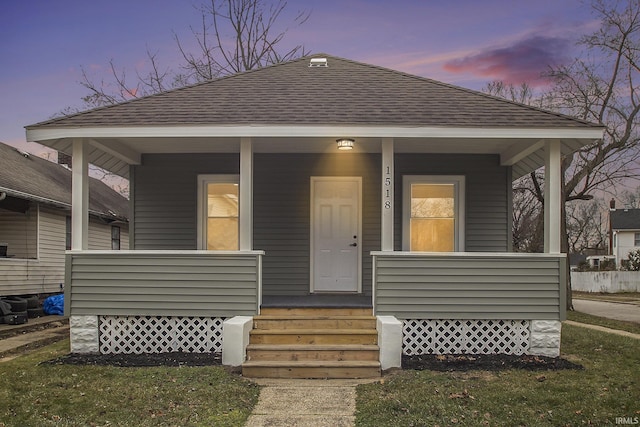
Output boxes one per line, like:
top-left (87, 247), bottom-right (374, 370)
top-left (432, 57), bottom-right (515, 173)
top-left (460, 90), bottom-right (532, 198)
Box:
top-left (568, 253), bottom-right (587, 271)
top-left (610, 203), bottom-right (640, 267)
top-left (0, 141), bottom-right (129, 296)
top-left (25, 54), bottom-right (604, 376)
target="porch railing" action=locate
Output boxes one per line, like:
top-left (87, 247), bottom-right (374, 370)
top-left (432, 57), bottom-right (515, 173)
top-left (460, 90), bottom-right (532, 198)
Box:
top-left (64, 250), bottom-right (264, 318)
top-left (371, 251), bottom-right (567, 321)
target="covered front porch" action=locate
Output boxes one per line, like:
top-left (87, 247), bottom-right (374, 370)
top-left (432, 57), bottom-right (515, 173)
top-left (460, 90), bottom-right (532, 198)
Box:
top-left (25, 54), bottom-right (604, 374)
top-left (64, 248), bottom-right (566, 362)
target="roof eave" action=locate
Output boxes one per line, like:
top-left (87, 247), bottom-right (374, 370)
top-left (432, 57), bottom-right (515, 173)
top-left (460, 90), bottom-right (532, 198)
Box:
top-left (26, 124), bottom-right (605, 142)
top-left (0, 186), bottom-right (127, 222)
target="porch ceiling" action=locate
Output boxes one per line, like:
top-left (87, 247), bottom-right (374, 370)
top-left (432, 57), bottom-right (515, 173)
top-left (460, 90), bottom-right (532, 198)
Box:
top-left (28, 126), bottom-right (602, 181)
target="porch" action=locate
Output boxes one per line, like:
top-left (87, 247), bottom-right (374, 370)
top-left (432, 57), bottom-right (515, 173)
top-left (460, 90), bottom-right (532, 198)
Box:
top-left (65, 249), bottom-right (566, 373)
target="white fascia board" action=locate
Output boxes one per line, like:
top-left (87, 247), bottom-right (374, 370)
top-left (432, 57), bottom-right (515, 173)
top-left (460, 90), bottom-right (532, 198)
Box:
top-left (27, 125), bottom-right (606, 141)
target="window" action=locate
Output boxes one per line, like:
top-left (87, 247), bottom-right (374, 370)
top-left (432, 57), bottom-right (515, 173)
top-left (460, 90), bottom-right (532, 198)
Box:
top-left (111, 226), bottom-right (121, 250)
top-left (197, 175), bottom-right (239, 250)
top-left (635, 232), bottom-right (640, 247)
top-left (403, 176), bottom-right (465, 252)
top-left (65, 216), bottom-right (71, 250)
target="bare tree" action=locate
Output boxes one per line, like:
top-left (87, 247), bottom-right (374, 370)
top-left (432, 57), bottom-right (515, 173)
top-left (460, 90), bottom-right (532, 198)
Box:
top-left (511, 173), bottom-right (545, 253)
top-left (619, 185), bottom-right (640, 207)
top-left (486, 0), bottom-right (640, 309)
top-left (79, 0), bottom-right (310, 109)
top-left (175, 0), bottom-right (309, 80)
top-left (566, 199), bottom-right (608, 254)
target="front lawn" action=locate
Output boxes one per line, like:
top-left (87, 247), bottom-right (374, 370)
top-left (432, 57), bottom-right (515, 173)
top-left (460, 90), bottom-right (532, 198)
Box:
top-left (356, 324), bottom-right (639, 426)
top-left (0, 340), bottom-right (259, 427)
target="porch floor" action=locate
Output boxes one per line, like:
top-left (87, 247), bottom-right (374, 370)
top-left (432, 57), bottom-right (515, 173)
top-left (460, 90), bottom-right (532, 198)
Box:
top-left (261, 294), bottom-right (372, 308)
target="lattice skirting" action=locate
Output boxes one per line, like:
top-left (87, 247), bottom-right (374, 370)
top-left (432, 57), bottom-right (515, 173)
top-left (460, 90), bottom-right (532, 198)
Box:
top-left (402, 319), bottom-right (531, 355)
top-left (98, 316), bottom-right (225, 354)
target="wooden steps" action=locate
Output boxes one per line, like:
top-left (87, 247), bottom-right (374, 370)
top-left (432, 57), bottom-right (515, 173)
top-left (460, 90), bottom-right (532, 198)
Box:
top-left (242, 307), bottom-right (381, 379)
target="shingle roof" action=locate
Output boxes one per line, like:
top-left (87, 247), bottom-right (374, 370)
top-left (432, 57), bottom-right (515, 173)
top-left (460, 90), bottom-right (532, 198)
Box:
top-left (0, 142), bottom-right (128, 220)
top-left (611, 209), bottom-right (640, 230)
top-left (27, 54), bottom-right (600, 130)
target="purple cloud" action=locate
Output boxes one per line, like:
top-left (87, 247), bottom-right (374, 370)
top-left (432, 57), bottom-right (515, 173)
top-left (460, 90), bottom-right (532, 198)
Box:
top-left (443, 35), bottom-right (571, 87)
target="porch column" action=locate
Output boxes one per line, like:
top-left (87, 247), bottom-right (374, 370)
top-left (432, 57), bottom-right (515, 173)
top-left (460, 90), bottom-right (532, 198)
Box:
top-left (381, 138), bottom-right (394, 251)
top-left (543, 139), bottom-right (561, 254)
top-left (71, 139), bottom-right (89, 250)
top-left (239, 137), bottom-right (253, 251)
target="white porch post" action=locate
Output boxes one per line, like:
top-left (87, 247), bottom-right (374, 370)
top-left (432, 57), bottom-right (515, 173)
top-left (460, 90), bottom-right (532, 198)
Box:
top-left (381, 138), bottom-right (394, 251)
top-left (544, 139), bottom-right (561, 254)
top-left (239, 137), bottom-right (253, 251)
top-left (72, 139), bottom-right (89, 250)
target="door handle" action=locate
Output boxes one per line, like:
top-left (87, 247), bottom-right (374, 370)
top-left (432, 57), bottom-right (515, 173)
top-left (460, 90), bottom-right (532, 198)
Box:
top-left (349, 242), bottom-right (358, 247)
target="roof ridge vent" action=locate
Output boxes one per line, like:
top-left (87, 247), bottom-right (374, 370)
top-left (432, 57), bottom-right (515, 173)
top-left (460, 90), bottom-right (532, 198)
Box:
top-left (309, 57), bottom-right (328, 67)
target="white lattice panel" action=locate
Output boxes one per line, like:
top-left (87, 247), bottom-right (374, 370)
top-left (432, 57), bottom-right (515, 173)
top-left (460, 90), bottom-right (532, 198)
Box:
top-left (99, 316), bottom-right (225, 354)
top-left (402, 319), bottom-right (530, 355)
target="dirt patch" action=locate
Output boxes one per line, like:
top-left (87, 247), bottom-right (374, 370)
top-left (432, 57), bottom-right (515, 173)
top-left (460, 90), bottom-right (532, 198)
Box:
top-left (0, 318), bottom-right (67, 340)
top-left (402, 354), bottom-right (583, 371)
top-left (42, 351), bottom-right (222, 367)
top-left (44, 352), bottom-right (581, 371)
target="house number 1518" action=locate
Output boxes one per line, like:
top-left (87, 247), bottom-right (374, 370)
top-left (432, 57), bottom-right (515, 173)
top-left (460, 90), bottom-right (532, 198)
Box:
top-left (384, 166), bottom-right (392, 209)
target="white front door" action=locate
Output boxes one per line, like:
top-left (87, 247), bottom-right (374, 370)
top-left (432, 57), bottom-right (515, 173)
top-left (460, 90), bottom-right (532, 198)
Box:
top-left (311, 177), bottom-right (361, 293)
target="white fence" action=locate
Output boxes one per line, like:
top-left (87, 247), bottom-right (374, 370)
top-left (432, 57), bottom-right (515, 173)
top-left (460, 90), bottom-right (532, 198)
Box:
top-left (571, 272), bottom-right (640, 293)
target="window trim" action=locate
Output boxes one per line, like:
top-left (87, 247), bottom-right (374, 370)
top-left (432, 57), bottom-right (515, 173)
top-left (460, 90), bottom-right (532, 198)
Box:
top-left (65, 215), bottom-right (72, 251)
top-left (197, 174), bottom-right (240, 250)
top-left (402, 175), bottom-right (465, 252)
top-left (635, 232), bottom-right (640, 247)
top-left (111, 225), bottom-right (121, 250)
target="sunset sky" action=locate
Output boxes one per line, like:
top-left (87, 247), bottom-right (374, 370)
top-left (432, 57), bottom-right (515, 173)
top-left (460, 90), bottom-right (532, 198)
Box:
top-left (1, 0), bottom-right (598, 155)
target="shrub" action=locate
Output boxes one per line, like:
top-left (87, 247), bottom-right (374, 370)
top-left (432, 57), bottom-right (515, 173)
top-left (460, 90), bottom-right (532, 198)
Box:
top-left (627, 249), bottom-right (640, 271)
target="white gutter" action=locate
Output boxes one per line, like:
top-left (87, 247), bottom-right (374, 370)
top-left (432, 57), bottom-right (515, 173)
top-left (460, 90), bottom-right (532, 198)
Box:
top-left (26, 125), bottom-right (605, 142)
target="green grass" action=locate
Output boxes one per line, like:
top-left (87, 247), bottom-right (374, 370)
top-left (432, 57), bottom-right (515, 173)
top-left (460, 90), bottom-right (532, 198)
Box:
top-left (0, 340), bottom-right (260, 427)
top-left (356, 324), bottom-right (639, 426)
top-left (567, 310), bottom-right (640, 335)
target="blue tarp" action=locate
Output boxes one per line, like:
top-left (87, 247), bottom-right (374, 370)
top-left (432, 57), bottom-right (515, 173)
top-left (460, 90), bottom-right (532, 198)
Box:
top-left (43, 294), bottom-right (64, 315)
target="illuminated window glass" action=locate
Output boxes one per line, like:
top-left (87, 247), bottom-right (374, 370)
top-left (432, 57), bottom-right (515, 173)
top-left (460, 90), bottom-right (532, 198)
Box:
top-left (403, 176), bottom-right (464, 252)
top-left (198, 176), bottom-right (239, 251)
top-left (206, 183), bottom-right (238, 250)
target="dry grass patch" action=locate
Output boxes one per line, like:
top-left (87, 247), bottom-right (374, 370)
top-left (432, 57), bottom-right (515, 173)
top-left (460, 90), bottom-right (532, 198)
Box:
top-left (0, 339), bottom-right (259, 427)
top-left (356, 325), bottom-right (639, 426)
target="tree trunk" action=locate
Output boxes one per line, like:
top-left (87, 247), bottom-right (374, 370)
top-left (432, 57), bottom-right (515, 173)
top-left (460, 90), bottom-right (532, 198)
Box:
top-left (561, 175), bottom-right (573, 311)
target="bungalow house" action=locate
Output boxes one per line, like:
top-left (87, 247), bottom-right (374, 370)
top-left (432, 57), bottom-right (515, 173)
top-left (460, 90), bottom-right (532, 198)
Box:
top-left (609, 202), bottom-right (640, 267)
top-left (25, 54), bottom-right (603, 378)
top-left (0, 141), bottom-right (129, 296)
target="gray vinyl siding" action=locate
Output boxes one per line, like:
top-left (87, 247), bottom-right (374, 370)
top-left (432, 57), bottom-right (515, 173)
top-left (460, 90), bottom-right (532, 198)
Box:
top-left (131, 153), bottom-right (239, 249)
top-left (0, 207), bottom-right (38, 258)
top-left (131, 152), bottom-right (510, 296)
top-left (394, 154), bottom-right (510, 252)
top-left (373, 253), bottom-right (566, 320)
top-left (65, 251), bottom-right (261, 317)
top-left (0, 206), bottom-right (65, 295)
top-left (87, 220), bottom-right (129, 251)
top-left (253, 154), bottom-right (380, 296)
top-left (0, 205), bottom-right (131, 296)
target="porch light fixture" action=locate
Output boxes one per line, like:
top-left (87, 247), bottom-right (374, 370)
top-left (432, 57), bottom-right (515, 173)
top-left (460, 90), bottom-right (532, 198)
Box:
top-left (336, 138), bottom-right (354, 150)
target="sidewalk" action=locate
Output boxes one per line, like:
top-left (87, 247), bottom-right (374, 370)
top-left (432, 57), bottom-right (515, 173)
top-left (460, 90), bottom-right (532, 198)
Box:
top-left (0, 316), bottom-right (69, 360)
top-left (245, 378), bottom-right (379, 427)
top-left (564, 320), bottom-right (640, 339)
top-left (573, 299), bottom-right (640, 323)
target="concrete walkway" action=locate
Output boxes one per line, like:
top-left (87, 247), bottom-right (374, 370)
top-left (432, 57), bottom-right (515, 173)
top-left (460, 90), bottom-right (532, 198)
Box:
top-left (573, 299), bottom-right (640, 323)
top-left (245, 378), bottom-right (378, 427)
top-left (564, 320), bottom-right (640, 339)
top-left (0, 316), bottom-right (69, 361)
